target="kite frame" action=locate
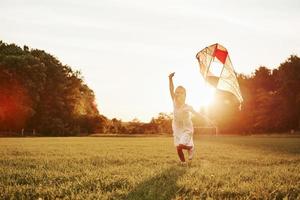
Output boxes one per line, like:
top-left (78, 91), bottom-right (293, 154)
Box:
top-left (196, 43), bottom-right (243, 107)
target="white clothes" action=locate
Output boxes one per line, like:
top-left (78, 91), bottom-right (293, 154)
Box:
top-left (172, 102), bottom-right (194, 147)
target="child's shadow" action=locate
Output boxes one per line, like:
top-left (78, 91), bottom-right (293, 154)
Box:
top-left (125, 166), bottom-right (186, 200)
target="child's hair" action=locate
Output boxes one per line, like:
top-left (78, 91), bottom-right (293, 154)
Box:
top-left (176, 86), bottom-right (186, 95)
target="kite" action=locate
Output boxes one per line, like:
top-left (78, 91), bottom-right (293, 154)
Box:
top-left (196, 43), bottom-right (243, 108)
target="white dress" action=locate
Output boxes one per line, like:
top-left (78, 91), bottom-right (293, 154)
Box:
top-left (172, 102), bottom-right (194, 147)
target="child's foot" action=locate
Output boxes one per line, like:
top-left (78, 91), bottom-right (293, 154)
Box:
top-left (179, 161), bottom-right (187, 166)
top-left (188, 146), bottom-right (194, 160)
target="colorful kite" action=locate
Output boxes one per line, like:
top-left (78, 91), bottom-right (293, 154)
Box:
top-left (196, 43), bottom-right (243, 107)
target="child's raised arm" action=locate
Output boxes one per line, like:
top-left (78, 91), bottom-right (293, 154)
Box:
top-left (169, 72), bottom-right (175, 101)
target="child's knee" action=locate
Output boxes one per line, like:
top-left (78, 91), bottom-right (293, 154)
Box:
top-left (177, 145), bottom-right (184, 150)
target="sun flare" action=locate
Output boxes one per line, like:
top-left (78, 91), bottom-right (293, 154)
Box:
top-left (173, 66), bottom-right (217, 112)
top-left (188, 83), bottom-right (216, 112)
top-left (198, 86), bottom-right (216, 108)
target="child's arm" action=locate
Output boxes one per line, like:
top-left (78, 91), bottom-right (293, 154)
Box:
top-left (190, 107), bottom-right (216, 127)
top-left (169, 72), bottom-right (175, 101)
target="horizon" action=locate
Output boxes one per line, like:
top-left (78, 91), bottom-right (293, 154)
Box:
top-left (1, 0), bottom-right (300, 122)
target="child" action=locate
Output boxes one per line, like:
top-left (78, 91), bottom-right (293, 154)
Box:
top-left (168, 72), bottom-right (212, 165)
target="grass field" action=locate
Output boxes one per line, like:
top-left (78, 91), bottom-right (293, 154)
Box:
top-left (0, 136), bottom-right (300, 199)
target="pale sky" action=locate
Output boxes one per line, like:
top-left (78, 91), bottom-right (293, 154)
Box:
top-left (1, 0), bottom-right (300, 122)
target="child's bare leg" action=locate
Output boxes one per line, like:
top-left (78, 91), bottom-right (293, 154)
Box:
top-left (176, 145), bottom-right (185, 162)
top-left (178, 144), bottom-right (192, 150)
top-left (178, 144), bottom-right (194, 160)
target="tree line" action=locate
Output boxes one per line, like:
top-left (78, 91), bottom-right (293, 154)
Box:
top-left (0, 41), bottom-right (299, 136)
top-left (0, 41), bottom-right (173, 136)
top-left (0, 41), bottom-right (106, 136)
top-left (99, 54), bottom-right (300, 135)
top-left (207, 55), bottom-right (300, 134)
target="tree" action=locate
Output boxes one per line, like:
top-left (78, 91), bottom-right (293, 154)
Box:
top-left (150, 113), bottom-right (172, 134)
top-left (275, 55), bottom-right (300, 130)
top-left (0, 41), bottom-right (104, 135)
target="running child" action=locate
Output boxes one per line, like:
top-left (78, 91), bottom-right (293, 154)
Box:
top-left (168, 72), bottom-right (213, 165)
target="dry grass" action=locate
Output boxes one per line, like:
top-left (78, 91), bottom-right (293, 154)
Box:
top-left (0, 135), bottom-right (299, 199)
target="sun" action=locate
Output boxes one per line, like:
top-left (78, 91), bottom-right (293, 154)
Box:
top-left (172, 66), bottom-right (216, 111)
top-left (184, 77), bottom-right (216, 111)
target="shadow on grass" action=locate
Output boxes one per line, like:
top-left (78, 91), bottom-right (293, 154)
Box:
top-left (125, 166), bottom-right (186, 200)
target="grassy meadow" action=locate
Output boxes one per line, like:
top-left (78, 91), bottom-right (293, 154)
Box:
top-left (0, 135), bottom-right (300, 199)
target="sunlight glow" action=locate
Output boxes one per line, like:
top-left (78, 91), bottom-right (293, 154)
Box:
top-left (198, 86), bottom-right (216, 107)
top-left (171, 64), bottom-right (216, 112)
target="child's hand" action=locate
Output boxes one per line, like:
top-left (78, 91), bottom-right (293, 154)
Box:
top-left (169, 72), bottom-right (175, 79)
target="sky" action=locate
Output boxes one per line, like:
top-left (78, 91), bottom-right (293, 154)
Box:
top-left (1, 0), bottom-right (300, 122)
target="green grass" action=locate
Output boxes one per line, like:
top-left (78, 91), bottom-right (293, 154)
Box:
top-left (0, 136), bottom-right (300, 199)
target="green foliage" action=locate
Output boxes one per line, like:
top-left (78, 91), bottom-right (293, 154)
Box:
top-left (0, 41), bottom-right (105, 135)
top-left (209, 55), bottom-right (300, 134)
top-left (1, 39), bottom-right (300, 135)
top-left (150, 113), bottom-right (172, 134)
top-left (0, 136), bottom-right (299, 199)
top-left (102, 113), bottom-right (173, 135)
